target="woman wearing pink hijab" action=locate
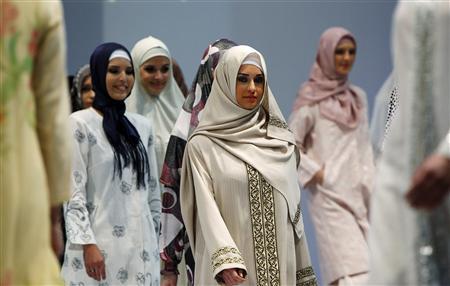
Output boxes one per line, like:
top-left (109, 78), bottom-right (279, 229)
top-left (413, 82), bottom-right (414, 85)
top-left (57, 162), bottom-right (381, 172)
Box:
top-left (289, 27), bottom-right (375, 285)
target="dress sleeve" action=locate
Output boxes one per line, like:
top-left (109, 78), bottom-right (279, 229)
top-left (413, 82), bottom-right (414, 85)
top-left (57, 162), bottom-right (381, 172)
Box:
top-left (288, 106), bottom-right (322, 187)
top-left (147, 125), bottom-right (162, 239)
top-left (436, 129), bottom-right (450, 157)
top-left (64, 117), bottom-right (96, 245)
top-left (33, 1), bottom-right (71, 206)
top-left (294, 226), bottom-right (318, 286)
top-left (181, 139), bottom-right (247, 281)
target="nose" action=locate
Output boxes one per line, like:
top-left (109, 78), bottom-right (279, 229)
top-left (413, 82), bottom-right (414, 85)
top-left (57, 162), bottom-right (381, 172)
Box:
top-left (343, 51), bottom-right (351, 60)
top-left (248, 79), bottom-right (256, 93)
top-left (154, 70), bottom-right (163, 80)
top-left (118, 70), bottom-right (127, 81)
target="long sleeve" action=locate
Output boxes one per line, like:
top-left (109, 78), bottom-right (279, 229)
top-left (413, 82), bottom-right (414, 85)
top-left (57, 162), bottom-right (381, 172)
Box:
top-left (33, 1), bottom-right (71, 206)
top-left (64, 117), bottom-right (96, 245)
top-left (147, 125), bottom-right (162, 239)
top-left (288, 106), bottom-right (322, 187)
top-left (436, 129), bottom-right (450, 157)
top-left (294, 225), bottom-right (318, 286)
top-left (181, 140), bottom-right (247, 280)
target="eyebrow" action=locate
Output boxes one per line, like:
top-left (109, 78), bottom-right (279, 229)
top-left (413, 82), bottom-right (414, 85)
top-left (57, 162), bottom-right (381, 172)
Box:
top-left (237, 73), bottom-right (263, 76)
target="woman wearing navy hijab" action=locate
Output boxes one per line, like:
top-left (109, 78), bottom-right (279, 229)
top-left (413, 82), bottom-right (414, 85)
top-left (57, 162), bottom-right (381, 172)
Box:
top-left (62, 43), bottom-right (161, 285)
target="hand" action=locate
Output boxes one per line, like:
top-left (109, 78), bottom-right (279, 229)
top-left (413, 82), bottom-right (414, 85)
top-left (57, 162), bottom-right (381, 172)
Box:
top-left (220, 268), bottom-right (246, 286)
top-left (161, 272), bottom-right (178, 286)
top-left (406, 154), bottom-right (450, 210)
top-left (50, 206), bottom-right (64, 260)
top-left (83, 244), bottom-right (106, 281)
top-left (306, 168), bottom-right (324, 188)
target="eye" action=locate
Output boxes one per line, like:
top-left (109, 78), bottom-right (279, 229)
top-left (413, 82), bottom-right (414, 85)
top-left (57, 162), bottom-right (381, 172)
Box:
top-left (144, 66), bottom-right (157, 73)
top-left (349, 48), bottom-right (356, 55)
top-left (81, 85), bottom-right (92, 93)
top-left (335, 48), bottom-right (345, 55)
top-left (254, 75), bottom-right (265, 84)
top-left (126, 67), bottom-right (134, 75)
top-left (108, 67), bottom-right (120, 74)
top-left (237, 74), bottom-right (249, 83)
top-left (161, 65), bottom-right (170, 74)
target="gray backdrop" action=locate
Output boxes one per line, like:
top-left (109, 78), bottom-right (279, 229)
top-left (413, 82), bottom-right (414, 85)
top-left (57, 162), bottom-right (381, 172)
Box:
top-left (63, 1), bottom-right (396, 283)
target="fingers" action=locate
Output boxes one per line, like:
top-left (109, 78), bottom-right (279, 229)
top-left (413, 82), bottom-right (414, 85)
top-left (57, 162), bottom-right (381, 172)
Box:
top-left (86, 260), bottom-right (106, 281)
top-left (222, 269), bottom-right (246, 286)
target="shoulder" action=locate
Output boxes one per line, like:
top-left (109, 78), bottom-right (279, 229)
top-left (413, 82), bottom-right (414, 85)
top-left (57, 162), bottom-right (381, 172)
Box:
top-left (125, 112), bottom-right (152, 130)
top-left (69, 108), bottom-right (97, 125)
top-left (186, 135), bottom-right (213, 155)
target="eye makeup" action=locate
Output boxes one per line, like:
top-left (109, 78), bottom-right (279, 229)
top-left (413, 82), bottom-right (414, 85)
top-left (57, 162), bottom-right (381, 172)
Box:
top-left (335, 48), bottom-right (356, 55)
top-left (236, 73), bottom-right (265, 84)
top-left (143, 64), bottom-right (170, 74)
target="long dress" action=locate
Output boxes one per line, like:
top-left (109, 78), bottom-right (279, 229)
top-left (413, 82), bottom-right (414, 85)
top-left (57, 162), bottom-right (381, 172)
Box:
top-left (369, 1), bottom-right (450, 284)
top-left (61, 108), bottom-right (161, 285)
top-left (182, 135), bottom-right (316, 286)
top-left (0, 1), bottom-right (71, 284)
top-left (289, 86), bottom-right (374, 285)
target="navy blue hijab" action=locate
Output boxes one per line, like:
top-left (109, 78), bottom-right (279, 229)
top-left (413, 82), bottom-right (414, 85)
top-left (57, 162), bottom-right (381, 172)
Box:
top-left (91, 42), bottom-right (149, 188)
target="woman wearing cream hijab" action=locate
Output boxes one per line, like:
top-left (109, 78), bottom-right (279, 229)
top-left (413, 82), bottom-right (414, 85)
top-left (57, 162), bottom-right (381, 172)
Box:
top-left (127, 36), bottom-right (185, 176)
top-left (181, 45), bottom-right (317, 286)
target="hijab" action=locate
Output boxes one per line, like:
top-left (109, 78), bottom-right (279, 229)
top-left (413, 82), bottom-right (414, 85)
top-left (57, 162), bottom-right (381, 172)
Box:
top-left (72, 64), bottom-right (90, 101)
top-left (293, 27), bottom-right (363, 129)
top-left (186, 45), bottom-right (301, 228)
top-left (90, 42), bottom-right (149, 188)
top-left (126, 36), bottom-right (185, 174)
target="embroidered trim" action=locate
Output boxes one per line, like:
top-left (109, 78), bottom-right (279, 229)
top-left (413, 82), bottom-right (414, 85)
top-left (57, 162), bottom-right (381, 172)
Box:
top-left (247, 164), bottom-right (280, 286)
top-left (296, 266), bottom-right (317, 286)
top-left (211, 246), bottom-right (242, 262)
top-left (212, 257), bottom-right (245, 272)
top-left (292, 204), bottom-right (301, 225)
top-left (297, 277), bottom-right (318, 286)
top-left (268, 115), bottom-right (289, 130)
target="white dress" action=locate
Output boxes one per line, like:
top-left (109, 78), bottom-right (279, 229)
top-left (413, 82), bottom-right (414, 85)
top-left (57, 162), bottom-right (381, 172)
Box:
top-left (61, 108), bottom-right (161, 286)
top-left (369, 1), bottom-right (450, 284)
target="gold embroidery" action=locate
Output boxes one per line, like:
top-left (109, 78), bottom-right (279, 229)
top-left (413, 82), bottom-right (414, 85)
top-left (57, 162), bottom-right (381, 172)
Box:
top-left (247, 164), bottom-right (280, 286)
top-left (297, 277), bottom-right (318, 286)
top-left (293, 204), bottom-right (301, 225)
top-left (268, 115), bottom-right (289, 130)
top-left (211, 246), bottom-right (242, 262)
top-left (212, 256), bottom-right (245, 272)
top-left (296, 266), bottom-right (317, 286)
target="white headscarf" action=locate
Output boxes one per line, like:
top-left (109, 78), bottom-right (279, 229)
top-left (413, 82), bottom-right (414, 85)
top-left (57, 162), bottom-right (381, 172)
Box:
top-left (127, 36), bottom-right (185, 174)
top-left (186, 45), bottom-right (302, 231)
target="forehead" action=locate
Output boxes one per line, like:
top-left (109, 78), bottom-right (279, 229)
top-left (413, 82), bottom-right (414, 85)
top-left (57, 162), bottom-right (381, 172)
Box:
top-left (336, 38), bottom-right (355, 49)
top-left (238, 64), bottom-right (263, 74)
top-left (108, 57), bottom-right (131, 66)
top-left (142, 56), bottom-right (170, 66)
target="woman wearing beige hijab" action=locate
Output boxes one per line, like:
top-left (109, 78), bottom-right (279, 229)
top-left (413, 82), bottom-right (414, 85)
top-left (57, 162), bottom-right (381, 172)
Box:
top-left (181, 45), bottom-right (317, 286)
top-left (126, 36), bottom-right (185, 176)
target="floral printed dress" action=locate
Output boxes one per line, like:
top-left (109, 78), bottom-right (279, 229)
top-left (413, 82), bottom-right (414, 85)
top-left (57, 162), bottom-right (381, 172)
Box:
top-left (61, 108), bottom-right (161, 286)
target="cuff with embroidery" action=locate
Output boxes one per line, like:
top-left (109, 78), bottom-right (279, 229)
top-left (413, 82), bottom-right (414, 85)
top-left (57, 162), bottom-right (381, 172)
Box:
top-left (296, 266), bottom-right (318, 286)
top-left (211, 246), bottom-right (246, 281)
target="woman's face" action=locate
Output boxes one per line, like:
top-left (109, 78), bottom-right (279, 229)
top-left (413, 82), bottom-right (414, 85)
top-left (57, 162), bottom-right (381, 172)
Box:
top-left (106, 58), bottom-right (134, 101)
top-left (235, 64), bottom-right (265, 110)
top-left (80, 76), bottom-right (95, 108)
top-left (139, 56), bottom-right (170, 96)
top-left (334, 37), bottom-right (356, 76)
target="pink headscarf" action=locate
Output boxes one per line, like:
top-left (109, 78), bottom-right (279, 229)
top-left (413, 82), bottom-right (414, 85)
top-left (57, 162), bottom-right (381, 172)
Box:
top-left (293, 27), bottom-right (363, 129)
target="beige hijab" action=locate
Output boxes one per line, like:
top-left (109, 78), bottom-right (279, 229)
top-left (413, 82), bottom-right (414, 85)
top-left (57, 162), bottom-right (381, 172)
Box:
top-left (126, 36), bottom-right (185, 174)
top-left (184, 45), bottom-right (302, 235)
